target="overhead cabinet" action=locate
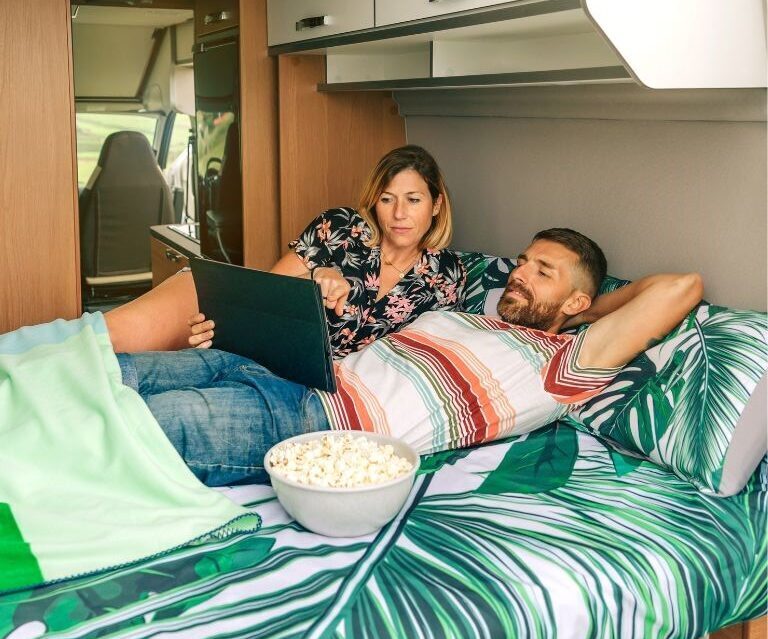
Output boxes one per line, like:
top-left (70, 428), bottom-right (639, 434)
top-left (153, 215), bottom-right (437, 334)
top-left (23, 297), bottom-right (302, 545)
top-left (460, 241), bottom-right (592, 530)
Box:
top-left (375, 0), bottom-right (518, 26)
top-left (325, 5), bottom-right (627, 87)
top-left (267, 0), bottom-right (374, 46)
top-left (266, 0), bottom-right (767, 91)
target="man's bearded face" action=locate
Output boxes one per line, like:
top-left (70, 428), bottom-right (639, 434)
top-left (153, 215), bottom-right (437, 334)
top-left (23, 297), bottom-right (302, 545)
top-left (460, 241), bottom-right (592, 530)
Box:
top-left (497, 279), bottom-right (564, 331)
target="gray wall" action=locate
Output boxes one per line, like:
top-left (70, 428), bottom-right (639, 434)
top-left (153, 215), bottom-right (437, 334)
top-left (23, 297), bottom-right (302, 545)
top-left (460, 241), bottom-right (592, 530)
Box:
top-left (396, 85), bottom-right (767, 311)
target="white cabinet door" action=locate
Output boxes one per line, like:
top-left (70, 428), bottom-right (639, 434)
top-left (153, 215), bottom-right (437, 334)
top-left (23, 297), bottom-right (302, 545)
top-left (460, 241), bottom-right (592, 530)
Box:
top-left (268, 0), bottom-right (374, 46)
top-left (375, 0), bottom-right (516, 27)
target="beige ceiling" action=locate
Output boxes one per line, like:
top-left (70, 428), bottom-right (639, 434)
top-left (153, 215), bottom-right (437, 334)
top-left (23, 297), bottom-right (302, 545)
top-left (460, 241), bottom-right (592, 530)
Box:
top-left (72, 6), bottom-right (193, 27)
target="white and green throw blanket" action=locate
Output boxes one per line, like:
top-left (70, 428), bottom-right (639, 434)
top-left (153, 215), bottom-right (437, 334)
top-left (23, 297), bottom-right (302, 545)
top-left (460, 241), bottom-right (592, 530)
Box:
top-left (0, 314), bottom-right (259, 593)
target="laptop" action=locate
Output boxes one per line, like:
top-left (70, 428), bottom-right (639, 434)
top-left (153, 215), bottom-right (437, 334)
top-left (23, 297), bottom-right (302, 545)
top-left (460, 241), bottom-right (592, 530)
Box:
top-left (190, 258), bottom-right (336, 392)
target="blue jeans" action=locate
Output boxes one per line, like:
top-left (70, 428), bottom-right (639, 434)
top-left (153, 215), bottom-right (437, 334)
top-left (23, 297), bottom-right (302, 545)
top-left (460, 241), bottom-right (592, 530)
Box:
top-left (117, 349), bottom-right (330, 486)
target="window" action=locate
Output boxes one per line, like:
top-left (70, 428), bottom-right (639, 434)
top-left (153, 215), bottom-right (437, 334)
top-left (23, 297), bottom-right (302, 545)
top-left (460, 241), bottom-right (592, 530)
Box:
top-left (75, 112), bottom-right (159, 188)
top-left (166, 114), bottom-right (194, 168)
top-left (164, 114), bottom-right (196, 222)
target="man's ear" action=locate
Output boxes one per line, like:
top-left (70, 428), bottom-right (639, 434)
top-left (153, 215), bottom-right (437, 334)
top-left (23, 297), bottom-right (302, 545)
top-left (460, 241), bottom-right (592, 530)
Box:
top-left (560, 290), bottom-right (592, 318)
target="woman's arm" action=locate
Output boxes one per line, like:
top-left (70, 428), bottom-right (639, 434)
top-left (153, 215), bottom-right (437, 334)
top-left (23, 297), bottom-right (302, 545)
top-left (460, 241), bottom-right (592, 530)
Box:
top-left (112, 211), bottom-right (354, 353)
top-left (271, 251), bottom-right (312, 277)
top-left (188, 248), bottom-right (352, 349)
top-left (278, 209), bottom-right (356, 315)
top-left (271, 251), bottom-right (351, 316)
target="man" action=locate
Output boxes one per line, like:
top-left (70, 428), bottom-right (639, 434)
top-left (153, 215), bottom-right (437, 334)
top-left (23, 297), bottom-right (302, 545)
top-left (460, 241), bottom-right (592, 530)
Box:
top-left (116, 228), bottom-right (703, 485)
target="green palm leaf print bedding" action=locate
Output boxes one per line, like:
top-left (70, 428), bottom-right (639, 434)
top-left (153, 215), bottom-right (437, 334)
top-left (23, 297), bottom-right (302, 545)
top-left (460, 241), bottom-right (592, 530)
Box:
top-left (2, 424), bottom-right (764, 639)
top-left (568, 304), bottom-right (767, 493)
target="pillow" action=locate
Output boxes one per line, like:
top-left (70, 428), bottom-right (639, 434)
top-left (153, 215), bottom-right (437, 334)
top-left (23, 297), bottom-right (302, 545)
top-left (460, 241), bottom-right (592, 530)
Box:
top-left (457, 251), bottom-right (515, 315)
top-left (564, 303), bottom-right (768, 497)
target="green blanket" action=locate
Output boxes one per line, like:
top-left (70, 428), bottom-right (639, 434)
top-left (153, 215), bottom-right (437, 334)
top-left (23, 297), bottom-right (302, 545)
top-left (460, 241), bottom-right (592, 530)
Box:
top-left (0, 314), bottom-right (259, 593)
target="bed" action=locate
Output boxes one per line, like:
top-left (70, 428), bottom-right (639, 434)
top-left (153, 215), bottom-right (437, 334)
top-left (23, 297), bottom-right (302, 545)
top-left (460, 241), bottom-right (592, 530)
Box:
top-left (1, 255), bottom-right (766, 639)
top-left (0, 425), bottom-right (765, 639)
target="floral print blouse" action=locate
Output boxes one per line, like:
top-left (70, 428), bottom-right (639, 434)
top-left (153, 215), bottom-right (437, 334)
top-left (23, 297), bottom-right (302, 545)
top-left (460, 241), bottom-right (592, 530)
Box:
top-left (289, 207), bottom-right (467, 359)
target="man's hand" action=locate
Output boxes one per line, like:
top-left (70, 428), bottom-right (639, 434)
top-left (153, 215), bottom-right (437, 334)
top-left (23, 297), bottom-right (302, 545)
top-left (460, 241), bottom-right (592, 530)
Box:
top-left (313, 267), bottom-right (351, 316)
top-left (578, 273), bottom-right (704, 369)
top-left (188, 313), bottom-right (215, 349)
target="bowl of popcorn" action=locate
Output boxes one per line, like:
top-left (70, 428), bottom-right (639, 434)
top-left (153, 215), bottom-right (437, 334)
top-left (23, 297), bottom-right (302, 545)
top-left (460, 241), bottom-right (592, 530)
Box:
top-left (264, 431), bottom-right (420, 537)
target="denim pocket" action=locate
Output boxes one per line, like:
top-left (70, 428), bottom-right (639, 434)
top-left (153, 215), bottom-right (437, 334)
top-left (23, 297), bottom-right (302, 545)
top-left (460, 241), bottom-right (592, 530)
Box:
top-left (303, 392), bottom-right (331, 434)
top-left (187, 461), bottom-right (269, 486)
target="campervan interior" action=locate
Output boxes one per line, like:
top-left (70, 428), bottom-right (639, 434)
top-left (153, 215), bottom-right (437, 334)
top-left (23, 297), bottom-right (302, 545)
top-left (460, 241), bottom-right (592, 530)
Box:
top-left (0, 1), bottom-right (766, 638)
top-left (72, 3), bottom-right (196, 311)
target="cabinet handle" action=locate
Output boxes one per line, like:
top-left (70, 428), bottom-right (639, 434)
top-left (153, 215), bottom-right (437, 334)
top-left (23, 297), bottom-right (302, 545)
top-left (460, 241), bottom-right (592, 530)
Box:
top-left (165, 249), bottom-right (181, 263)
top-left (295, 15), bottom-right (329, 31)
top-left (203, 10), bottom-right (233, 25)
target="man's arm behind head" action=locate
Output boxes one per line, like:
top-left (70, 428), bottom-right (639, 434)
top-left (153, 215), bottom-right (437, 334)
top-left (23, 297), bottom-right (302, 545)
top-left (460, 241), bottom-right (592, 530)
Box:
top-left (575, 273), bottom-right (704, 370)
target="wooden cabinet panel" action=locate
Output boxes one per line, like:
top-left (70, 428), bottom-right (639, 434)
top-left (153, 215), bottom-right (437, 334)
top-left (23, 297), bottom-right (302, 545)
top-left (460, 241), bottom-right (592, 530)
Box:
top-left (195, 0), bottom-right (238, 38)
top-left (240, 0), bottom-right (280, 270)
top-left (278, 54), bottom-right (406, 248)
top-left (0, 0), bottom-right (80, 333)
top-left (151, 237), bottom-right (190, 287)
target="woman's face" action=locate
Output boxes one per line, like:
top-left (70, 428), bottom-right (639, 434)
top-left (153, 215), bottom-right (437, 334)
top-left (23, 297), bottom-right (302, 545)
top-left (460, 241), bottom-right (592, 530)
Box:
top-left (375, 169), bottom-right (442, 252)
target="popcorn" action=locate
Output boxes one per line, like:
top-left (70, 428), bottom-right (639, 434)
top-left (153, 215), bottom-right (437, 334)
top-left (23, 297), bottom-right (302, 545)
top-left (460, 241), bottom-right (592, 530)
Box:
top-left (269, 434), bottom-right (413, 488)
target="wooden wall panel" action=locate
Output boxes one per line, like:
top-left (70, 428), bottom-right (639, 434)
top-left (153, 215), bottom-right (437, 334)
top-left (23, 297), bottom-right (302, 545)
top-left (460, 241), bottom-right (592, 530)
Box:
top-left (0, 0), bottom-right (80, 333)
top-left (746, 617), bottom-right (768, 639)
top-left (278, 55), bottom-right (406, 250)
top-left (711, 623), bottom-right (744, 639)
top-left (711, 617), bottom-right (768, 639)
top-left (239, 0), bottom-right (280, 270)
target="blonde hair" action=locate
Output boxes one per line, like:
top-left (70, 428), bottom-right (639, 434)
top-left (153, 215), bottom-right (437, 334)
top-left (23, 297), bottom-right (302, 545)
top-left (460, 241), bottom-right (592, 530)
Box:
top-left (358, 145), bottom-right (453, 250)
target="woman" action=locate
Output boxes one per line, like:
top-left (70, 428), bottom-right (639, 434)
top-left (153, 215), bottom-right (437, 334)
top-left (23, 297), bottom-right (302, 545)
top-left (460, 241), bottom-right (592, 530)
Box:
top-left (109, 145), bottom-right (466, 485)
top-left (107, 145), bottom-right (465, 355)
top-left (187, 144), bottom-right (466, 357)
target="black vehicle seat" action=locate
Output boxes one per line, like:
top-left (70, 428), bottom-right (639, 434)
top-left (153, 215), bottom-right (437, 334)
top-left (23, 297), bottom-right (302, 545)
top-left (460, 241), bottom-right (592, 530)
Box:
top-left (79, 130), bottom-right (175, 310)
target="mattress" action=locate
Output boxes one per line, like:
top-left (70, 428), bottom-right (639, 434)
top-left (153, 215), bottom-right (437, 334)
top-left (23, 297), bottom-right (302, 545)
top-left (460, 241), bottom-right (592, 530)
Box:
top-left (1, 424), bottom-right (764, 639)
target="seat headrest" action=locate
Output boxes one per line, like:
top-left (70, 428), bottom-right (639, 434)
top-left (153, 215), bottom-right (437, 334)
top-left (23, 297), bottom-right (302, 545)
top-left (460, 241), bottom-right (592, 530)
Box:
top-left (96, 131), bottom-right (159, 184)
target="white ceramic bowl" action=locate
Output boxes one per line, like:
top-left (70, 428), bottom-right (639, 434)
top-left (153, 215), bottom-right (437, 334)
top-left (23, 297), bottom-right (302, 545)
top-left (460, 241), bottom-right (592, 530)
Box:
top-left (264, 431), bottom-right (420, 537)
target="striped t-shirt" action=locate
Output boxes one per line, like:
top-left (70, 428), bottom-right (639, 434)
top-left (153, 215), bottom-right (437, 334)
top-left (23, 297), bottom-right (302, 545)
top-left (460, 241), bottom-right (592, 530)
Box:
top-left (315, 311), bottom-right (621, 455)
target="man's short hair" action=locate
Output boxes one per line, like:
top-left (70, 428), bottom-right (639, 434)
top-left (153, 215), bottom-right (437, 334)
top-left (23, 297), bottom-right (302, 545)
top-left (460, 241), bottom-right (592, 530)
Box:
top-left (532, 228), bottom-right (607, 296)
